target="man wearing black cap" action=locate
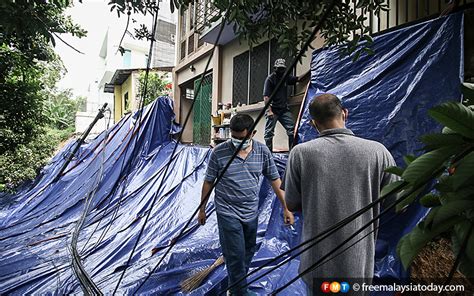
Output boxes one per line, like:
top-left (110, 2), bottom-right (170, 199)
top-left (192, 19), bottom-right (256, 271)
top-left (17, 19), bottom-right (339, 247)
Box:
top-left (263, 58), bottom-right (306, 151)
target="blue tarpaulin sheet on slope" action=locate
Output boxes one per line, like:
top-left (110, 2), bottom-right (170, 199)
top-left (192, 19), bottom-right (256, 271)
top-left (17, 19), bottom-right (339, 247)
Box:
top-left (0, 97), bottom-right (305, 295)
top-left (0, 13), bottom-right (463, 295)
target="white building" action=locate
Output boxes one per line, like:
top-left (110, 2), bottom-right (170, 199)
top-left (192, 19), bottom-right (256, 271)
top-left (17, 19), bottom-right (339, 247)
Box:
top-left (75, 0), bottom-right (177, 135)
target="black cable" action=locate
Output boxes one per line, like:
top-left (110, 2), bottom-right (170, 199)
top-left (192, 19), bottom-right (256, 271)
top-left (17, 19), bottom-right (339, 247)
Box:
top-left (224, 183), bottom-right (406, 294)
top-left (69, 110), bottom-right (111, 295)
top-left (92, 1), bottom-right (163, 241)
top-left (110, 3), bottom-right (186, 293)
top-left (270, 190), bottom-right (420, 295)
top-left (78, 145), bottom-right (186, 255)
top-left (131, 1), bottom-right (340, 294)
top-left (116, 3), bottom-right (238, 293)
top-left (78, 1), bottom-right (162, 260)
top-left (310, 205), bottom-right (404, 283)
top-left (55, 3), bottom-right (161, 293)
top-left (80, 147), bottom-right (205, 258)
top-left (270, 145), bottom-right (474, 294)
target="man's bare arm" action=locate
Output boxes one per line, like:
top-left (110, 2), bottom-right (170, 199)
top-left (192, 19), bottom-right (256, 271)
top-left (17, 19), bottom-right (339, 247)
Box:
top-left (271, 178), bottom-right (295, 225)
top-left (198, 180), bottom-right (213, 225)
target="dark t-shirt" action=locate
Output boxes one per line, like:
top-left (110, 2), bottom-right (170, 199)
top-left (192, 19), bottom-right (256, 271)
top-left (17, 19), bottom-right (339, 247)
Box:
top-left (263, 72), bottom-right (298, 113)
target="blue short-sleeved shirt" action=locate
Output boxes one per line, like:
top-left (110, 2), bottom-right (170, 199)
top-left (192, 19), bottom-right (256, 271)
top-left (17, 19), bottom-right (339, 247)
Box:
top-left (205, 140), bottom-right (280, 221)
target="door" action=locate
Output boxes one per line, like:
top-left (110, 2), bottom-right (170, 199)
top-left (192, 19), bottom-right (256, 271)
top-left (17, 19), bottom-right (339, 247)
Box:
top-left (193, 73), bottom-right (213, 145)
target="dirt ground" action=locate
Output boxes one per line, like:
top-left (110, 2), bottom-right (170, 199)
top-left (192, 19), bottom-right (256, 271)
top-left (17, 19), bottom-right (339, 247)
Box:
top-left (409, 238), bottom-right (474, 295)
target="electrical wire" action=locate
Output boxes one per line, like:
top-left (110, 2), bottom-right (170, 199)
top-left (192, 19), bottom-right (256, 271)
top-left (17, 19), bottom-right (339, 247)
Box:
top-left (69, 109), bottom-right (111, 294)
top-left (112, 3), bottom-right (238, 294)
top-left (131, 0), bottom-right (339, 294)
top-left (109, 4), bottom-right (169, 294)
top-left (224, 182), bottom-right (406, 293)
top-left (270, 145), bottom-right (474, 294)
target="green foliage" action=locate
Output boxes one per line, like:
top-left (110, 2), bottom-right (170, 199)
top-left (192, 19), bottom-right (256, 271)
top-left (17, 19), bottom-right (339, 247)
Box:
top-left (382, 89), bottom-right (474, 280)
top-left (0, 127), bottom-right (73, 191)
top-left (110, 0), bottom-right (386, 60)
top-left (0, 0), bottom-right (86, 64)
top-left (0, 46), bottom-right (47, 154)
top-left (462, 82), bottom-right (474, 105)
top-left (137, 71), bottom-right (171, 106)
top-left (44, 89), bottom-right (86, 130)
top-left (0, 1), bottom-right (86, 192)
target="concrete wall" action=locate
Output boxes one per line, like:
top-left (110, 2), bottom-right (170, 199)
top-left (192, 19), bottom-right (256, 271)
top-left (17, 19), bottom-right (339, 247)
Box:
top-left (218, 37), bottom-right (324, 150)
top-left (112, 75), bottom-right (134, 122)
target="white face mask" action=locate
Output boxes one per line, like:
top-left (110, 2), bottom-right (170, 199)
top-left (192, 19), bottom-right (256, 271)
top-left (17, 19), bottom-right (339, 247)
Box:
top-left (231, 137), bottom-right (251, 150)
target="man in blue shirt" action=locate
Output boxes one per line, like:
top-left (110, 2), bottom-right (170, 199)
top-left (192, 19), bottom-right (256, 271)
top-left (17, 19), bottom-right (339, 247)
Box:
top-left (198, 113), bottom-right (294, 295)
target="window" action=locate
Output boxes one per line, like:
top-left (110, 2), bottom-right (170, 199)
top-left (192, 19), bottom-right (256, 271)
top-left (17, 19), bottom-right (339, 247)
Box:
top-left (188, 34), bottom-right (195, 55)
top-left (198, 36), bottom-right (205, 48)
top-left (249, 42), bottom-right (269, 104)
top-left (189, 2), bottom-right (195, 31)
top-left (232, 51), bottom-right (249, 107)
top-left (232, 40), bottom-right (293, 106)
top-left (180, 9), bottom-right (187, 39)
top-left (180, 41), bottom-right (186, 60)
top-left (124, 92), bottom-right (130, 112)
top-left (185, 88), bottom-right (194, 100)
top-left (123, 49), bottom-right (131, 67)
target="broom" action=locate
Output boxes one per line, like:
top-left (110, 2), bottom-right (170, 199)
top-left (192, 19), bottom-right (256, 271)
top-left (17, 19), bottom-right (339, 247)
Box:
top-left (181, 255), bottom-right (225, 293)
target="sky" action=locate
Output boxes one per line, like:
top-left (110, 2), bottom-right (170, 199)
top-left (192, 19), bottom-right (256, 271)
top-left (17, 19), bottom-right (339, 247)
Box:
top-left (54, 0), bottom-right (128, 98)
top-left (55, 0), bottom-right (176, 99)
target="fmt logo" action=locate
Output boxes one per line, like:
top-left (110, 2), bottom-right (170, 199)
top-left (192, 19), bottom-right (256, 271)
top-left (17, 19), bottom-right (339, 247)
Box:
top-left (330, 282), bottom-right (341, 293)
top-left (320, 281), bottom-right (350, 293)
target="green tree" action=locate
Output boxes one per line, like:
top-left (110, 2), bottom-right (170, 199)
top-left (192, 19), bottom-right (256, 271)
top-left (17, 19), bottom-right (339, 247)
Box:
top-left (1, 1), bottom-right (85, 153)
top-left (44, 89), bottom-right (86, 130)
top-left (110, 0), bottom-right (385, 58)
top-left (137, 71), bottom-right (171, 106)
top-left (383, 85), bottom-right (474, 282)
top-left (0, 0), bottom-right (86, 64)
top-left (0, 1), bottom-right (86, 191)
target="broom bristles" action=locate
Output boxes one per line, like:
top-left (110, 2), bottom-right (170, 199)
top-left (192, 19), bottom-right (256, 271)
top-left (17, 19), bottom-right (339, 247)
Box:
top-left (181, 255), bottom-right (224, 293)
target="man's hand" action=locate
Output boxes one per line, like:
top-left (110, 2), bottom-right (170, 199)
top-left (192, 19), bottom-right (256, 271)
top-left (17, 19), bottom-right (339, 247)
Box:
top-left (267, 108), bottom-right (274, 118)
top-left (198, 210), bottom-right (207, 225)
top-left (283, 209), bottom-right (294, 225)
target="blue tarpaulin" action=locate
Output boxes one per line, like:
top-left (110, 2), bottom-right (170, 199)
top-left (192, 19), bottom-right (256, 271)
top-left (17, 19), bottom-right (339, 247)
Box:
top-left (0, 12), bottom-right (464, 295)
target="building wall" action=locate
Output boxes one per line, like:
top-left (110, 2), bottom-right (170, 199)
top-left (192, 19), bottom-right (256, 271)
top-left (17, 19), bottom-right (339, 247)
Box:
top-left (112, 75), bottom-right (135, 122)
top-left (78, 0), bottom-right (177, 132)
top-left (114, 85), bottom-right (123, 121)
top-left (173, 0), bottom-right (472, 148)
